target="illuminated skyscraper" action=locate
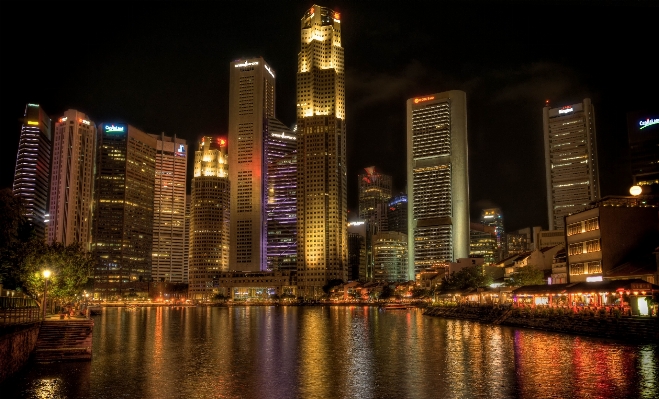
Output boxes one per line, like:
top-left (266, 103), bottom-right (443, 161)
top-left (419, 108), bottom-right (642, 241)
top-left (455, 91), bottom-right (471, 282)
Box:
top-left (372, 231), bottom-right (408, 283)
top-left (151, 134), bottom-right (187, 283)
top-left (228, 57), bottom-right (276, 272)
top-left (265, 119), bottom-right (297, 271)
top-left (92, 123), bottom-right (156, 299)
top-left (543, 98), bottom-right (600, 230)
top-left (189, 137), bottom-right (229, 299)
top-left (407, 91), bottom-right (470, 280)
top-left (481, 208), bottom-right (504, 256)
top-left (628, 110), bottom-right (659, 191)
top-left (358, 166), bottom-right (392, 280)
top-left (48, 110), bottom-right (95, 249)
top-left (13, 103), bottom-right (51, 241)
top-left (296, 5), bottom-right (348, 298)
top-left (387, 194), bottom-right (408, 235)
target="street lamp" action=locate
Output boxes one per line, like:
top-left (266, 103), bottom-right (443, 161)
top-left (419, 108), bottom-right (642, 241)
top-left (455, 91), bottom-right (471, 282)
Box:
top-left (42, 269), bottom-right (51, 319)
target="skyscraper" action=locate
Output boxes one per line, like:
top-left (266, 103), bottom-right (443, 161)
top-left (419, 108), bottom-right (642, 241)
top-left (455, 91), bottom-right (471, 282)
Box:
top-left (387, 194), bottom-right (408, 235)
top-left (358, 166), bottom-right (392, 233)
top-left (543, 98), bottom-right (600, 230)
top-left (48, 110), bottom-right (96, 249)
top-left (189, 136), bottom-right (230, 299)
top-left (151, 134), bottom-right (187, 283)
top-left (265, 119), bottom-right (297, 271)
top-left (407, 91), bottom-right (470, 280)
top-left (628, 110), bottom-right (659, 191)
top-left (296, 5), bottom-right (348, 298)
top-left (228, 57), bottom-right (276, 272)
top-left (372, 231), bottom-right (408, 283)
top-left (13, 103), bottom-right (51, 241)
top-left (92, 123), bottom-right (156, 299)
top-left (481, 208), bottom-right (504, 258)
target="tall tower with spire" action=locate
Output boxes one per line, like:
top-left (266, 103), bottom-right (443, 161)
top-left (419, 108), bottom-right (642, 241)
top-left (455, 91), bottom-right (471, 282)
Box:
top-left (296, 5), bottom-right (347, 298)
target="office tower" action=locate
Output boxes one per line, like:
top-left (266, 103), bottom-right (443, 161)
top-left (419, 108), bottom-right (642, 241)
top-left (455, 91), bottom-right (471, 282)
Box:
top-left (189, 137), bottom-right (230, 299)
top-left (347, 221), bottom-right (367, 281)
top-left (480, 208), bottom-right (504, 252)
top-left (13, 103), bottom-right (51, 241)
top-left (265, 119), bottom-right (297, 271)
top-left (92, 123), bottom-right (156, 299)
top-left (543, 98), bottom-right (600, 230)
top-left (151, 134), bottom-right (187, 283)
top-left (184, 194), bottom-right (190, 283)
top-left (48, 110), bottom-right (96, 249)
top-left (228, 57), bottom-right (275, 272)
top-left (387, 194), bottom-right (408, 235)
top-left (296, 5), bottom-right (348, 298)
top-left (358, 166), bottom-right (392, 233)
top-left (406, 91), bottom-right (470, 280)
top-left (469, 223), bottom-right (497, 265)
top-left (628, 110), bottom-right (659, 191)
top-left (372, 231), bottom-right (408, 282)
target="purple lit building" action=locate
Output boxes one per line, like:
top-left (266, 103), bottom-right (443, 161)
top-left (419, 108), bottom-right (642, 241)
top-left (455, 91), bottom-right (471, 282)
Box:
top-left (265, 119), bottom-right (297, 271)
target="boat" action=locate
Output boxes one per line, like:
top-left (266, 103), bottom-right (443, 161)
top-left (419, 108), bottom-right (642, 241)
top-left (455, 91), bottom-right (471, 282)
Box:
top-left (381, 303), bottom-right (411, 310)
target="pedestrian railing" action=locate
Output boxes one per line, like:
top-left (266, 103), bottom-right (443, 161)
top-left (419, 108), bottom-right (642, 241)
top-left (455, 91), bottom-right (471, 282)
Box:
top-left (0, 296), bottom-right (41, 327)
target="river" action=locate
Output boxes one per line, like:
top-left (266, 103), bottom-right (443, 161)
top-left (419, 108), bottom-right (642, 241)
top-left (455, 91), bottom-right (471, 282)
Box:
top-left (3, 306), bottom-right (658, 398)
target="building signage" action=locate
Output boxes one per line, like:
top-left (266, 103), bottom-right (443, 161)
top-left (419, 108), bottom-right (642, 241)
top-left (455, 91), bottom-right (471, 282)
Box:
top-left (28, 103), bottom-right (38, 107)
top-left (177, 144), bottom-right (185, 153)
top-left (79, 119), bottom-right (90, 125)
top-left (27, 121), bottom-right (38, 126)
top-left (639, 118), bottom-right (659, 130)
top-left (630, 282), bottom-right (651, 290)
top-left (264, 64), bottom-right (275, 78)
top-left (235, 61), bottom-right (259, 68)
top-left (348, 221), bottom-right (365, 226)
top-left (414, 96), bottom-right (435, 104)
top-left (271, 132), bottom-right (296, 140)
top-left (586, 276), bottom-right (603, 282)
top-left (558, 106), bottom-right (574, 114)
top-left (59, 117), bottom-right (67, 123)
top-left (105, 124), bottom-right (126, 133)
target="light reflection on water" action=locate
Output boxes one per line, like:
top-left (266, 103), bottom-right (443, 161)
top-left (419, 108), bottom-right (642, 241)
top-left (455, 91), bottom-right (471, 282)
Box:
top-left (3, 307), bottom-right (657, 399)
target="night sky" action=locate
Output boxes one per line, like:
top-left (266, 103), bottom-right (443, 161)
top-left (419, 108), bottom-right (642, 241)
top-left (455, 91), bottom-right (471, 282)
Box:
top-left (2, 1), bottom-right (657, 232)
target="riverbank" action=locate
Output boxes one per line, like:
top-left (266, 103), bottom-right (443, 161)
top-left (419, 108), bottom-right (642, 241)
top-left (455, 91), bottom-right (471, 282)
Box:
top-left (423, 305), bottom-right (659, 342)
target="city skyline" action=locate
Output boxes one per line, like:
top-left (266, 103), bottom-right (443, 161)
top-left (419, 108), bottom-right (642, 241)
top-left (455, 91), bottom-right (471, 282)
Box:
top-left (2, 2), bottom-right (657, 233)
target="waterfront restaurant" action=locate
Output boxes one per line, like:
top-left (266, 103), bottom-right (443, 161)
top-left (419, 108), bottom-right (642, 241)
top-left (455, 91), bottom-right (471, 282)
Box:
top-left (512, 279), bottom-right (659, 316)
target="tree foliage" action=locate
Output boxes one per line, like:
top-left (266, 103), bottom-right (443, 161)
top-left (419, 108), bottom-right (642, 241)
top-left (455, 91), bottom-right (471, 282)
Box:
top-left (442, 265), bottom-right (493, 290)
top-left (0, 188), bottom-right (34, 287)
top-left (506, 266), bottom-right (545, 287)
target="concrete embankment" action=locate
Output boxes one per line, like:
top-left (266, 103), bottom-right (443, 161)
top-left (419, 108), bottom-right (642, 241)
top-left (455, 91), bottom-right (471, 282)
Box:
top-left (424, 306), bottom-right (659, 342)
top-left (0, 322), bottom-right (40, 384)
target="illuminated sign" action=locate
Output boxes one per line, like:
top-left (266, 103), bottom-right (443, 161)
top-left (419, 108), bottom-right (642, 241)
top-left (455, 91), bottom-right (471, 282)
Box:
top-left (218, 138), bottom-right (227, 147)
top-left (264, 64), bottom-right (275, 78)
top-left (59, 117), bottom-right (67, 123)
top-left (104, 124), bottom-right (125, 133)
top-left (558, 106), bottom-right (573, 114)
top-left (271, 132), bottom-right (296, 140)
top-left (586, 276), bottom-right (603, 282)
top-left (27, 103), bottom-right (38, 107)
top-left (348, 221), bottom-right (365, 226)
top-left (483, 215), bottom-right (494, 219)
top-left (27, 121), bottom-right (38, 126)
top-left (235, 61), bottom-right (259, 68)
top-left (414, 96), bottom-right (435, 104)
top-left (177, 144), bottom-right (185, 153)
top-left (639, 118), bottom-right (659, 130)
top-left (79, 118), bottom-right (90, 125)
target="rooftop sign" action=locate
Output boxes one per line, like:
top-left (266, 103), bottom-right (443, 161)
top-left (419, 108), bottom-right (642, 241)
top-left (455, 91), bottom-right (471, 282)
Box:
top-left (235, 61), bottom-right (259, 68)
top-left (639, 118), bottom-right (659, 130)
top-left (414, 96), bottom-right (435, 104)
top-left (271, 132), bottom-right (296, 140)
top-left (264, 64), bottom-right (275, 78)
top-left (104, 124), bottom-right (126, 133)
top-left (558, 106), bottom-right (573, 114)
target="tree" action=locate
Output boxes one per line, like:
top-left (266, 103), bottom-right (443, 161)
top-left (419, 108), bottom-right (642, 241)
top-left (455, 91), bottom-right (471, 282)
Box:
top-left (442, 265), bottom-right (493, 290)
top-left (18, 242), bottom-right (94, 306)
top-left (211, 293), bottom-right (227, 302)
top-left (322, 279), bottom-right (344, 294)
top-left (379, 285), bottom-right (394, 300)
top-left (506, 266), bottom-right (545, 287)
top-left (0, 188), bottom-right (34, 288)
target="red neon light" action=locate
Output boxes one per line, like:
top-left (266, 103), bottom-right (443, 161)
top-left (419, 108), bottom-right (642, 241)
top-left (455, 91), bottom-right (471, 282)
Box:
top-left (334, 12), bottom-right (340, 19)
top-left (219, 138), bottom-right (227, 147)
top-left (414, 96), bottom-right (435, 104)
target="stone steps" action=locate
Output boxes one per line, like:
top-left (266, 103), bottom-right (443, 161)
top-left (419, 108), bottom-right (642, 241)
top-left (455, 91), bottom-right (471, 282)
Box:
top-left (34, 320), bottom-right (93, 362)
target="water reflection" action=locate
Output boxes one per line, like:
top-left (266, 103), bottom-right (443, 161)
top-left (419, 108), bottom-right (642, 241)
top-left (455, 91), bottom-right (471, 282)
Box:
top-left (2, 307), bottom-right (657, 399)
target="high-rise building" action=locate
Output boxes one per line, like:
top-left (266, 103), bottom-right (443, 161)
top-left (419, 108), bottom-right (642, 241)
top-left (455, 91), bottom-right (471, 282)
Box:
top-left (480, 208), bottom-right (504, 252)
top-left (387, 194), bottom-right (408, 235)
top-left (265, 119), bottom-right (297, 271)
top-left (92, 123), bottom-right (156, 299)
top-left (347, 220), bottom-right (367, 282)
top-left (13, 103), bottom-right (51, 241)
top-left (189, 137), bottom-right (230, 299)
top-left (296, 5), bottom-right (348, 298)
top-left (469, 223), bottom-right (498, 265)
top-left (150, 134), bottom-right (187, 283)
top-left (628, 110), bottom-right (659, 191)
top-left (184, 194), bottom-right (191, 283)
top-left (406, 91), bottom-right (470, 280)
top-left (543, 98), bottom-right (600, 230)
top-left (358, 166), bottom-right (392, 232)
top-left (228, 57), bottom-right (276, 272)
top-left (372, 231), bottom-right (408, 282)
top-left (48, 110), bottom-right (95, 249)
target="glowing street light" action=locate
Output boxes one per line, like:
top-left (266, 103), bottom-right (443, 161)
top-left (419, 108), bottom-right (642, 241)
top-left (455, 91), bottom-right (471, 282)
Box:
top-left (42, 269), bottom-right (51, 319)
top-left (629, 185), bottom-right (642, 196)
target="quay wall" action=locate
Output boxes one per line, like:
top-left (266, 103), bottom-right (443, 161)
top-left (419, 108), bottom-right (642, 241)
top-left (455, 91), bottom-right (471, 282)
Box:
top-left (424, 306), bottom-right (659, 342)
top-left (0, 322), bottom-right (40, 384)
